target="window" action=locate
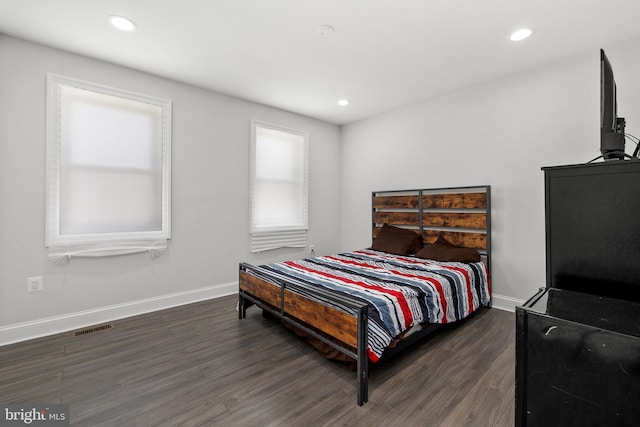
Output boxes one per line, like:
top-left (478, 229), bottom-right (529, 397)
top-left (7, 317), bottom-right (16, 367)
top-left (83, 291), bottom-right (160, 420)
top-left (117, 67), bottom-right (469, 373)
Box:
top-left (45, 73), bottom-right (171, 264)
top-left (250, 121), bottom-right (308, 252)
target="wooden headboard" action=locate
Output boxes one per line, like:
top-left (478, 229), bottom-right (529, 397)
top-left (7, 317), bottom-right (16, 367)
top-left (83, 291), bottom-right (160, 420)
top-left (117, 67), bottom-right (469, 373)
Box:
top-left (372, 185), bottom-right (491, 272)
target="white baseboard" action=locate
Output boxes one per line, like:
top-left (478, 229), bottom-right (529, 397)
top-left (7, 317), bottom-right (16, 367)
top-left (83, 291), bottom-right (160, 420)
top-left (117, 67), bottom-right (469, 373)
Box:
top-left (0, 285), bottom-right (524, 347)
top-left (491, 293), bottom-right (526, 312)
top-left (0, 281), bottom-right (238, 347)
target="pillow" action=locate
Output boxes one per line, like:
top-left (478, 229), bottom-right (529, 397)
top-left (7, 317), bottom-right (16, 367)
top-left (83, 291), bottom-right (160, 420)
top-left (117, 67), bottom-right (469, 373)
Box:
top-left (416, 234), bottom-right (481, 262)
top-left (371, 224), bottom-right (421, 255)
top-left (434, 234), bottom-right (454, 246)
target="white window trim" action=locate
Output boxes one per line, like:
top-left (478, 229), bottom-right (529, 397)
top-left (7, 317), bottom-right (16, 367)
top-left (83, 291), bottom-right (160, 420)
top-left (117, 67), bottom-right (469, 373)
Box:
top-left (45, 73), bottom-right (172, 264)
top-left (249, 120), bottom-right (309, 252)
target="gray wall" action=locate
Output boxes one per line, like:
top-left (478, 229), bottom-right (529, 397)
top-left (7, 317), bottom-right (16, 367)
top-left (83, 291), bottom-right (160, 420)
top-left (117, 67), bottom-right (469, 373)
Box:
top-left (339, 37), bottom-right (640, 305)
top-left (0, 35), bottom-right (341, 340)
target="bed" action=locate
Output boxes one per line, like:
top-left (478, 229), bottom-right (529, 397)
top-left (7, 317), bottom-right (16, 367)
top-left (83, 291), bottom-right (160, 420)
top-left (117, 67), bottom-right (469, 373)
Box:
top-left (238, 185), bottom-right (491, 405)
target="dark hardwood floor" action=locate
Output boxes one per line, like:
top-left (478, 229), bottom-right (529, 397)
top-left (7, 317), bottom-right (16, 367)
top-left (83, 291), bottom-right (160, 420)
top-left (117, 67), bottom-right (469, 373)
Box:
top-left (0, 295), bottom-right (515, 426)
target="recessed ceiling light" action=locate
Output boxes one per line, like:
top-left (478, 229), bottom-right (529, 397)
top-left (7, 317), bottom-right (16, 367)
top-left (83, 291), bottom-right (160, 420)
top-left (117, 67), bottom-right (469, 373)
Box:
top-left (509, 28), bottom-right (533, 42)
top-left (337, 99), bottom-right (350, 106)
top-left (108, 15), bottom-right (137, 32)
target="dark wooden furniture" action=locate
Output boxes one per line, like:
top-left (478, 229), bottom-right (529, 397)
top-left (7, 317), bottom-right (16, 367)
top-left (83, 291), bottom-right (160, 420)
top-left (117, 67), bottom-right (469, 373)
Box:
top-left (516, 161), bottom-right (640, 426)
top-left (239, 185), bottom-right (491, 406)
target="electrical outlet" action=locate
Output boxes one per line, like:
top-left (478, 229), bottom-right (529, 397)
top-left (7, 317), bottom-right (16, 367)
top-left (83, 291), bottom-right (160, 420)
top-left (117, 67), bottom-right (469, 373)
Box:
top-left (27, 276), bottom-right (44, 293)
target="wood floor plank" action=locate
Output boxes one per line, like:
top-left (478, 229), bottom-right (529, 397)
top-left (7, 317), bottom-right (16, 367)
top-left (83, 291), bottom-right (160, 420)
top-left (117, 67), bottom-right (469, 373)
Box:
top-left (0, 294), bottom-right (515, 426)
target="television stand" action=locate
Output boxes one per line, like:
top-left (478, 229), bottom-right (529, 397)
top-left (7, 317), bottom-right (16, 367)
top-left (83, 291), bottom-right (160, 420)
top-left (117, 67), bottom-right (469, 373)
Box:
top-left (587, 153), bottom-right (637, 163)
top-left (516, 288), bottom-right (640, 426)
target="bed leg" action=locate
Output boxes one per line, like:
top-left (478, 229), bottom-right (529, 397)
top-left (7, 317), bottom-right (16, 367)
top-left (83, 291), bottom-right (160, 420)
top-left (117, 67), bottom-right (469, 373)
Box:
top-left (356, 306), bottom-right (369, 406)
top-left (238, 293), bottom-right (246, 319)
top-left (357, 361), bottom-right (368, 406)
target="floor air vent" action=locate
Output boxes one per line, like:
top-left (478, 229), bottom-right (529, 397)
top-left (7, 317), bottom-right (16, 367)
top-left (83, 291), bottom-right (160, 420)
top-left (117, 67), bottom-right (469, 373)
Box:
top-left (73, 324), bottom-right (113, 336)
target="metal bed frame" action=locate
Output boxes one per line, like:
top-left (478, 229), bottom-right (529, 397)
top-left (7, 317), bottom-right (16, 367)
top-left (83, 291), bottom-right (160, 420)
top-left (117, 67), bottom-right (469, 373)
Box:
top-left (238, 262), bottom-right (370, 405)
top-left (238, 185), bottom-right (491, 406)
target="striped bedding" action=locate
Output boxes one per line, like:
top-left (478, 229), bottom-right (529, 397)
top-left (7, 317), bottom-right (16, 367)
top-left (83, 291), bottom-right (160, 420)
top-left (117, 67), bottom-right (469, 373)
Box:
top-left (261, 249), bottom-right (491, 362)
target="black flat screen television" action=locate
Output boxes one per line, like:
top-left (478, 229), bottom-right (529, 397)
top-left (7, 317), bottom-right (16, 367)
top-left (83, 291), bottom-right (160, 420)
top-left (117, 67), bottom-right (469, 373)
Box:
top-left (600, 49), bottom-right (627, 160)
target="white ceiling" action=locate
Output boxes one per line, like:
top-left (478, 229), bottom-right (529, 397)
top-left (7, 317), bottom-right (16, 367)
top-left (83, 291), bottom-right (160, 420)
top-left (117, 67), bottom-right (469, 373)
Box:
top-left (2, 0), bottom-right (640, 125)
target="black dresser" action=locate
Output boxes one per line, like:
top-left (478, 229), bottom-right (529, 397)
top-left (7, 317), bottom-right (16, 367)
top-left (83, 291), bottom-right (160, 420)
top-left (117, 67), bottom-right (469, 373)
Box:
top-left (516, 161), bottom-right (640, 426)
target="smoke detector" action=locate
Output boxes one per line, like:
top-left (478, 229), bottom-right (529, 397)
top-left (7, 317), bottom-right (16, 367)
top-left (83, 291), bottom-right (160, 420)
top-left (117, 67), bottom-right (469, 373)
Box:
top-left (317, 25), bottom-right (335, 36)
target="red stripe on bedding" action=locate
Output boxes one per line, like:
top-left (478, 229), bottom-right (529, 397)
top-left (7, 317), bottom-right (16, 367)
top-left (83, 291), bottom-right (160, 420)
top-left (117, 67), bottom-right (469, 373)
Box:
top-left (323, 255), bottom-right (386, 271)
top-left (387, 269), bottom-right (449, 324)
top-left (381, 252), bottom-right (480, 318)
top-left (442, 265), bottom-right (475, 315)
top-left (283, 260), bottom-right (415, 329)
top-left (461, 267), bottom-right (475, 314)
top-left (338, 251), bottom-right (453, 323)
